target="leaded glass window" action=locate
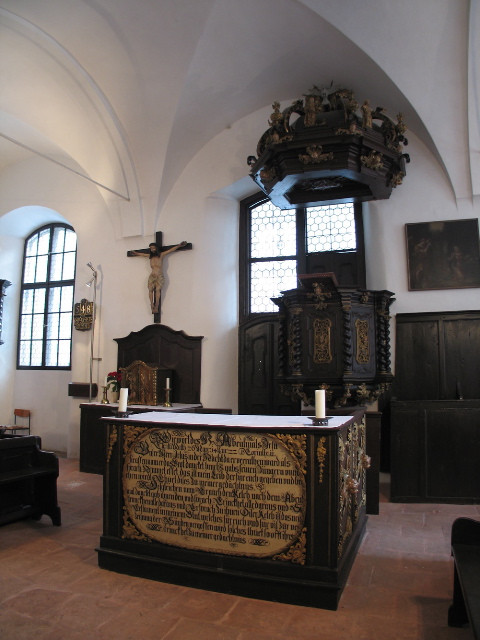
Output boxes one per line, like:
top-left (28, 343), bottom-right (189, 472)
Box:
top-left (306, 203), bottom-right (356, 252)
top-left (240, 195), bottom-right (362, 318)
top-left (18, 224), bottom-right (77, 369)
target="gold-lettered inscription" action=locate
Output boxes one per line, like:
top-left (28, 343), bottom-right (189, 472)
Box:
top-left (122, 429), bottom-right (306, 558)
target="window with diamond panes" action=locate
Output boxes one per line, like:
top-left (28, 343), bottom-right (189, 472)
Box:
top-left (241, 195), bottom-right (363, 318)
top-left (18, 224), bottom-right (77, 369)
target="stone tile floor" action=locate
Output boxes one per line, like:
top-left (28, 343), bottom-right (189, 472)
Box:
top-left (0, 458), bottom-right (479, 639)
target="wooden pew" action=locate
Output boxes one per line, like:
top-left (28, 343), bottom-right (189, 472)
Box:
top-left (0, 434), bottom-right (61, 526)
top-left (448, 517), bottom-right (480, 638)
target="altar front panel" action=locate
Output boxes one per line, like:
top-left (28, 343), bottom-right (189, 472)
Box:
top-left (98, 412), bottom-right (367, 610)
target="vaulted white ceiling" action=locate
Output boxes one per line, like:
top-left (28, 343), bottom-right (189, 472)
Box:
top-left (0, 0), bottom-right (477, 235)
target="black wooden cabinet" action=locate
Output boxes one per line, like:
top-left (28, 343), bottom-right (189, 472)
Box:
top-left (394, 311), bottom-right (480, 400)
top-left (391, 311), bottom-right (480, 502)
top-left (390, 400), bottom-right (480, 503)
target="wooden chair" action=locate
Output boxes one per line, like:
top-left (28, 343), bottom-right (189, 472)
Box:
top-left (2, 409), bottom-right (31, 435)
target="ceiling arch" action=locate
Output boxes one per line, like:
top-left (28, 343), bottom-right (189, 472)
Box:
top-left (0, 0), bottom-right (473, 236)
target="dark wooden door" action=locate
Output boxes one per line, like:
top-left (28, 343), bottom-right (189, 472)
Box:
top-left (238, 314), bottom-right (298, 415)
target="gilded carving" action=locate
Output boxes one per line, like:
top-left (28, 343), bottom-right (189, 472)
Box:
top-left (123, 425), bottom-right (147, 453)
top-left (336, 383), bottom-right (352, 408)
top-left (273, 527), bottom-right (306, 565)
top-left (356, 383), bottom-right (370, 404)
top-left (275, 433), bottom-right (307, 475)
top-left (313, 317), bottom-right (332, 364)
top-left (355, 318), bottom-right (370, 364)
top-left (298, 145), bottom-right (334, 165)
top-left (120, 360), bottom-right (165, 406)
top-left (316, 436), bottom-right (327, 483)
top-left (335, 122), bottom-right (361, 136)
top-left (338, 430), bottom-right (352, 558)
top-left (360, 150), bottom-right (383, 170)
top-left (337, 418), bottom-right (367, 558)
top-left (389, 171), bottom-right (405, 187)
top-left (122, 507), bottom-right (150, 542)
top-left (286, 383), bottom-right (310, 405)
top-left (310, 281), bottom-right (332, 310)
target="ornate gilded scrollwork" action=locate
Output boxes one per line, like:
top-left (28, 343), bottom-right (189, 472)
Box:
top-left (337, 430), bottom-right (352, 558)
top-left (299, 145), bottom-right (334, 165)
top-left (287, 307), bottom-right (303, 374)
top-left (123, 425), bottom-right (147, 454)
top-left (275, 433), bottom-right (307, 475)
top-left (309, 281), bottom-right (332, 311)
top-left (355, 318), bottom-right (370, 364)
top-left (336, 384), bottom-right (352, 408)
top-left (346, 476), bottom-right (359, 495)
top-left (337, 418), bottom-right (368, 558)
top-left (360, 150), bottom-right (383, 170)
top-left (122, 506), bottom-right (151, 541)
top-left (313, 317), bottom-right (332, 364)
top-left (317, 436), bottom-right (327, 483)
top-left (272, 527), bottom-right (306, 565)
top-left (389, 170), bottom-right (405, 187)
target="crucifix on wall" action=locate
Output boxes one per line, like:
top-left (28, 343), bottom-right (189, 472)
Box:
top-left (127, 231), bottom-right (192, 323)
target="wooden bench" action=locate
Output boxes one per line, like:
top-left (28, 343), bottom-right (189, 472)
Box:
top-left (0, 434), bottom-right (61, 526)
top-left (448, 517), bottom-right (480, 638)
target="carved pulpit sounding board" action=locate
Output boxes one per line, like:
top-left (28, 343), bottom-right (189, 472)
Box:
top-left (127, 231), bottom-right (192, 323)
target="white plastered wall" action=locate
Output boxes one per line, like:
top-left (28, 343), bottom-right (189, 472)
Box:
top-left (0, 104), bottom-right (479, 456)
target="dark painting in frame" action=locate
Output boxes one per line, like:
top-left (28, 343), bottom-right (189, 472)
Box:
top-left (405, 218), bottom-right (480, 291)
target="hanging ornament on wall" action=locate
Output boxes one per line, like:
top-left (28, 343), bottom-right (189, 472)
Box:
top-left (74, 298), bottom-right (94, 331)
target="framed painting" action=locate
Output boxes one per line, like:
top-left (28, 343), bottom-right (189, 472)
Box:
top-left (405, 219), bottom-right (480, 291)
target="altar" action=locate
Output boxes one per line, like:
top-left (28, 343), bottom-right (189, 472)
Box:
top-left (97, 409), bottom-right (368, 610)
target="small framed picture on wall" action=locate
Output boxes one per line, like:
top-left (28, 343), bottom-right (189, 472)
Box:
top-left (405, 218), bottom-right (480, 291)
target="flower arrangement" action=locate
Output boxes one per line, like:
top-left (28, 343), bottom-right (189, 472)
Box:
top-left (106, 371), bottom-right (122, 392)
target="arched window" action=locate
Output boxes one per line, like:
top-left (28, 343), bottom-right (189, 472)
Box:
top-left (17, 224), bottom-right (77, 369)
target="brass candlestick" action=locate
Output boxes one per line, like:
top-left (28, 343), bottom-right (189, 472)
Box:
top-left (101, 385), bottom-right (109, 404)
top-left (163, 387), bottom-right (172, 407)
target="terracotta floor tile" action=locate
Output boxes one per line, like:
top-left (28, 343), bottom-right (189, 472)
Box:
top-left (0, 458), bottom-right (478, 640)
top-left (161, 588), bottom-right (239, 623)
top-left (162, 617), bottom-right (243, 640)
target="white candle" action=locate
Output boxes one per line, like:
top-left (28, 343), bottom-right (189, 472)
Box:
top-left (315, 389), bottom-right (326, 419)
top-left (166, 377), bottom-right (170, 389)
top-left (118, 388), bottom-right (128, 413)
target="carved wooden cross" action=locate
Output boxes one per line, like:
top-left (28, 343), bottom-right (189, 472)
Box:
top-left (127, 231), bottom-right (192, 323)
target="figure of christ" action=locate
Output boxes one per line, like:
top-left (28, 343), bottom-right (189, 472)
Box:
top-left (128, 241), bottom-right (188, 313)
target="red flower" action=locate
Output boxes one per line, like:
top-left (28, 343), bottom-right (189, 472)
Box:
top-left (107, 371), bottom-right (122, 391)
